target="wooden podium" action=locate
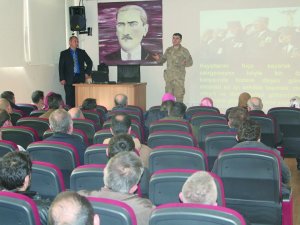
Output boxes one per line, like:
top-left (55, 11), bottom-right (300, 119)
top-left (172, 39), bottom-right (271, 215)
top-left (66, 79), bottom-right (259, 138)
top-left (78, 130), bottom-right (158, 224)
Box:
top-left (74, 83), bottom-right (146, 110)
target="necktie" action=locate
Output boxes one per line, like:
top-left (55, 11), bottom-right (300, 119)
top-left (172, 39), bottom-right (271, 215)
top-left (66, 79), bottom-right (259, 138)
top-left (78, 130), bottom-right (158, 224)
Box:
top-left (72, 50), bottom-right (80, 75)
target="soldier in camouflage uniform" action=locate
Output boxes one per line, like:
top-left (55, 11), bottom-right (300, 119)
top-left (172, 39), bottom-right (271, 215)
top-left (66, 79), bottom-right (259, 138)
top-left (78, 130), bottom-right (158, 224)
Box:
top-left (153, 33), bottom-right (193, 102)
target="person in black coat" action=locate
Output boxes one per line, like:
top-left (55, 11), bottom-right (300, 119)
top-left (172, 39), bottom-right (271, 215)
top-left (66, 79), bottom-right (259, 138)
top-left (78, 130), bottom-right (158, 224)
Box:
top-left (0, 151), bottom-right (50, 225)
top-left (59, 36), bottom-right (93, 107)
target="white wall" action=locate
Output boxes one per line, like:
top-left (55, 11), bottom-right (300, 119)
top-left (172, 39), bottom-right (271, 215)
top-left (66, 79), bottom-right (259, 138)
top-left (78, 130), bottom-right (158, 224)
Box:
top-left (1, 0), bottom-right (299, 112)
top-left (0, 0), bottom-right (68, 103)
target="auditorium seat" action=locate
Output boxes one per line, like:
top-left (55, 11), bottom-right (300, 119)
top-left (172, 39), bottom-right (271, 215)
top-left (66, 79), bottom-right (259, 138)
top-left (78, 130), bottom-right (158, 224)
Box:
top-left (43, 128), bottom-right (89, 146)
top-left (70, 164), bottom-right (105, 191)
top-left (11, 110), bottom-right (23, 125)
top-left (268, 107), bottom-right (300, 157)
top-left (204, 132), bottom-right (237, 170)
top-left (27, 141), bottom-right (80, 188)
top-left (0, 126), bottom-right (39, 149)
top-left (190, 112), bottom-right (227, 127)
top-left (148, 131), bottom-right (197, 148)
top-left (0, 191), bottom-right (41, 225)
top-left (88, 197), bottom-right (137, 225)
top-left (185, 105), bottom-right (220, 118)
top-left (149, 203), bottom-right (246, 225)
top-left (84, 144), bottom-right (109, 165)
top-left (73, 118), bottom-right (96, 145)
top-left (149, 119), bottom-right (192, 134)
top-left (16, 117), bottom-right (49, 140)
top-left (149, 145), bottom-right (207, 174)
top-left (30, 161), bottom-right (65, 200)
top-left (82, 110), bottom-right (104, 130)
top-left (212, 148), bottom-right (282, 225)
top-left (149, 169), bottom-right (225, 206)
top-left (0, 140), bottom-right (18, 157)
top-left (16, 103), bottom-right (38, 117)
top-left (197, 120), bottom-right (229, 149)
top-left (249, 113), bottom-right (277, 147)
top-left (29, 109), bottom-right (47, 117)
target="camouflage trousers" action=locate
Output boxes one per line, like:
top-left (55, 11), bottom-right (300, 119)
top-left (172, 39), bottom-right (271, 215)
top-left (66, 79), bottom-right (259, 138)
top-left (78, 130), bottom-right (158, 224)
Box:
top-left (164, 69), bottom-right (185, 102)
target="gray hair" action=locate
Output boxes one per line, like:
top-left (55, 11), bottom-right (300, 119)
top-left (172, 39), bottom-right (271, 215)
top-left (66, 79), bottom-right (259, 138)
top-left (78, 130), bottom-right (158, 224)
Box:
top-left (104, 151), bottom-right (144, 193)
top-left (117, 5), bottom-right (148, 25)
top-left (181, 171), bottom-right (218, 205)
top-left (247, 97), bottom-right (263, 111)
top-left (49, 109), bottom-right (73, 133)
top-left (290, 96), bottom-right (300, 108)
top-left (48, 191), bottom-right (94, 225)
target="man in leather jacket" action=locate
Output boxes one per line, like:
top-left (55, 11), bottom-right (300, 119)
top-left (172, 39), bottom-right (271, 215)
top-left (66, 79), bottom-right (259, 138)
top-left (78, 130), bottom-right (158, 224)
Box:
top-left (0, 151), bottom-right (50, 225)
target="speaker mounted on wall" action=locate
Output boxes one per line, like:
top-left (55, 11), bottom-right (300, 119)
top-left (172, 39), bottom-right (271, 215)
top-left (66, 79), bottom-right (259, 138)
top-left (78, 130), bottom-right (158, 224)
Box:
top-left (69, 6), bottom-right (86, 31)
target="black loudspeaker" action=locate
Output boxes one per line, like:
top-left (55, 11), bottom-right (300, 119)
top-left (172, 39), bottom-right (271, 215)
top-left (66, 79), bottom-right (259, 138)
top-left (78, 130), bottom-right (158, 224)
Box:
top-left (69, 6), bottom-right (86, 31)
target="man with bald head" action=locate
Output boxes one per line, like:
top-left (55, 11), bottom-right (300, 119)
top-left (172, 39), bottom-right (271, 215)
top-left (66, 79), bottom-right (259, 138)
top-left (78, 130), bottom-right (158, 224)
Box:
top-left (48, 191), bottom-right (100, 225)
top-left (247, 97), bottom-right (264, 114)
top-left (180, 171), bottom-right (218, 205)
top-left (113, 94), bottom-right (128, 109)
top-left (68, 107), bottom-right (85, 119)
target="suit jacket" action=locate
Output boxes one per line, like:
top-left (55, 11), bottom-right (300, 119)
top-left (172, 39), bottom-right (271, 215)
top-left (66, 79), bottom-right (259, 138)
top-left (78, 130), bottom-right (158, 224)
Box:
top-left (79, 187), bottom-right (155, 225)
top-left (104, 46), bottom-right (155, 62)
top-left (59, 48), bottom-right (93, 85)
top-left (44, 132), bottom-right (87, 165)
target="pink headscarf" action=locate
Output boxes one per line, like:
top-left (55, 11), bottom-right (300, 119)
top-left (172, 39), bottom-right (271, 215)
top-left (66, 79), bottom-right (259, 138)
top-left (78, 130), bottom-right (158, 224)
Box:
top-left (200, 97), bottom-right (213, 107)
top-left (162, 93), bottom-right (176, 102)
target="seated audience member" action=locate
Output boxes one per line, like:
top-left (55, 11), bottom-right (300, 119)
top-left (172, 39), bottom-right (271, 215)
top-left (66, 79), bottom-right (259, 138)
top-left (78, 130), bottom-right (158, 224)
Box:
top-left (107, 133), bottom-right (135, 158)
top-left (226, 92), bottom-right (251, 117)
top-left (68, 107), bottom-right (85, 119)
top-left (0, 151), bottom-right (50, 225)
top-left (228, 107), bottom-right (248, 132)
top-left (144, 93), bottom-right (176, 135)
top-left (48, 191), bottom-right (100, 225)
top-left (200, 97), bottom-right (214, 107)
top-left (290, 96), bottom-right (300, 108)
top-left (233, 119), bottom-right (291, 194)
top-left (44, 109), bottom-right (87, 164)
top-left (161, 102), bottom-right (187, 121)
top-left (103, 112), bottom-right (151, 168)
top-left (247, 97), bottom-right (264, 114)
top-left (113, 93), bottom-right (128, 109)
top-left (160, 102), bottom-right (197, 137)
top-left (43, 92), bottom-right (54, 110)
top-left (40, 93), bottom-right (63, 119)
top-left (0, 98), bottom-right (13, 114)
top-left (31, 90), bottom-right (44, 110)
top-left (79, 151), bottom-right (155, 225)
top-left (0, 109), bottom-right (25, 151)
top-left (81, 98), bottom-right (97, 111)
top-left (238, 92), bottom-right (251, 109)
top-left (0, 108), bottom-right (12, 128)
top-left (180, 171), bottom-right (217, 205)
top-left (0, 91), bottom-right (22, 111)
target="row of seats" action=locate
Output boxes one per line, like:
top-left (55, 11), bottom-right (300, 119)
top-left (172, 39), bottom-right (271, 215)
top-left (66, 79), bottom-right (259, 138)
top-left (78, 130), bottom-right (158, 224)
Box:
top-left (0, 191), bottom-right (248, 225)
top-left (1, 147), bottom-right (293, 225)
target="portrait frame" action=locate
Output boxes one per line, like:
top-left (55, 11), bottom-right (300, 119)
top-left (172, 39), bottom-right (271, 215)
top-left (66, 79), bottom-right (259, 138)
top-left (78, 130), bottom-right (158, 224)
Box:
top-left (98, 0), bottom-right (163, 66)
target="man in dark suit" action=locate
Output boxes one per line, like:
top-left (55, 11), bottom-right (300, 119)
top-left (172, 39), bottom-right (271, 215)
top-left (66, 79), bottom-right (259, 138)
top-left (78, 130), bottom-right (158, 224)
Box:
top-left (44, 109), bottom-right (87, 165)
top-left (104, 5), bottom-right (155, 63)
top-left (59, 36), bottom-right (93, 107)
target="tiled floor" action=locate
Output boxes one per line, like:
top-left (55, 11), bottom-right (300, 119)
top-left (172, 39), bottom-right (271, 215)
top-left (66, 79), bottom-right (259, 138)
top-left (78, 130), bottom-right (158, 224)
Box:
top-left (285, 158), bottom-right (299, 225)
